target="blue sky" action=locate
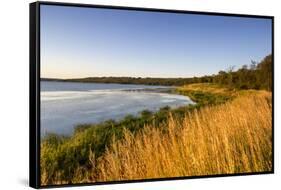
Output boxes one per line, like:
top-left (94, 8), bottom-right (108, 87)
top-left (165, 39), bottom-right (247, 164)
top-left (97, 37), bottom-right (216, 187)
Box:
top-left (40, 5), bottom-right (272, 79)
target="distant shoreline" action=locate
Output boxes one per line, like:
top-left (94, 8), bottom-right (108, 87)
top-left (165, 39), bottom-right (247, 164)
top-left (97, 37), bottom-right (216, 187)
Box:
top-left (40, 77), bottom-right (194, 86)
top-left (42, 79), bottom-right (177, 94)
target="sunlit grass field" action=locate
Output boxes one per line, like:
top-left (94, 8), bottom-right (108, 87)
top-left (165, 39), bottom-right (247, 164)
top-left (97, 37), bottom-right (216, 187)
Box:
top-left (95, 91), bottom-right (272, 181)
top-left (41, 84), bottom-right (272, 185)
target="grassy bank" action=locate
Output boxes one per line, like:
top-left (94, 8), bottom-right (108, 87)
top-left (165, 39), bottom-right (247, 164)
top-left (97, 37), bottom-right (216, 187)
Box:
top-left (40, 83), bottom-right (272, 185)
top-left (176, 83), bottom-right (235, 106)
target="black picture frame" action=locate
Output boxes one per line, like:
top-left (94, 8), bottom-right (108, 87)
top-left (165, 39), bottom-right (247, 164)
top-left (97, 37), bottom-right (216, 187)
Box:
top-left (29, 1), bottom-right (274, 189)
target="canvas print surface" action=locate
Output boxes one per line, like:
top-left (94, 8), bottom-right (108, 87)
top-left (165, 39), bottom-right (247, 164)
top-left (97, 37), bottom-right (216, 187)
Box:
top-left (39, 4), bottom-right (273, 186)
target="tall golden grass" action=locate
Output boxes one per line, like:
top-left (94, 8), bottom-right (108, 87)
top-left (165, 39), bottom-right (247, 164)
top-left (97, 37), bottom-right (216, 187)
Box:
top-left (91, 91), bottom-right (272, 181)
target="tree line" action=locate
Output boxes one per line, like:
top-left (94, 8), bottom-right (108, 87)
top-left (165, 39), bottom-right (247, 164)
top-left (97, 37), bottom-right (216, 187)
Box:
top-left (42, 54), bottom-right (272, 91)
top-left (211, 54), bottom-right (272, 91)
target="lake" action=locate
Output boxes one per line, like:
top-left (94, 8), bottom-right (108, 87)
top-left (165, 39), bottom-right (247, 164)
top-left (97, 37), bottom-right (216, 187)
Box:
top-left (41, 81), bottom-right (195, 136)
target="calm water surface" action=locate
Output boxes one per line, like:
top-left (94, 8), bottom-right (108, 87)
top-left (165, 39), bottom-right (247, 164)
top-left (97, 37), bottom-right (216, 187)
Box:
top-left (41, 81), bottom-right (195, 136)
